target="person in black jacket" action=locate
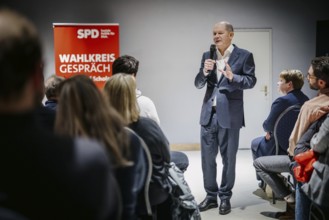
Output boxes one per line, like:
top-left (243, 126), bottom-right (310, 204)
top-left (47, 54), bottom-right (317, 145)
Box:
top-left (104, 73), bottom-right (172, 220)
top-left (293, 114), bottom-right (328, 220)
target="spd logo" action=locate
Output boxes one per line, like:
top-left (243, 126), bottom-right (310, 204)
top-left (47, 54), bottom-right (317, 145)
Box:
top-left (77, 29), bottom-right (100, 39)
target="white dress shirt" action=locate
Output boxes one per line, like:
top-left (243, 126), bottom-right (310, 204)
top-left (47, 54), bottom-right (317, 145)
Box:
top-left (213, 44), bottom-right (234, 106)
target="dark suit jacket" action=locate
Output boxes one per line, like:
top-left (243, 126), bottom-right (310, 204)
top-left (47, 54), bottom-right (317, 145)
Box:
top-left (251, 89), bottom-right (309, 158)
top-left (195, 44), bottom-right (257, 128)
top-left (129, 117), bottom-right (171, 206)
top-left (263, 89), bottom-right (309, 133)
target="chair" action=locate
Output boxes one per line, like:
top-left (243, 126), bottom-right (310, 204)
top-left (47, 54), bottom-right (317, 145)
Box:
top-left (124, 127), bottom-right (153, 217)
top-left (273, 104), bottom-right (301, 155)
top-left (271, 104), bottom-right (301, 204)
top-left (137, 135), bottom-right (153, 216)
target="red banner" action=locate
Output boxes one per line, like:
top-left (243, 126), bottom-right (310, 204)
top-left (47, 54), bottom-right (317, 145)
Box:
top-left (53, 23), bottom-right (119, 88)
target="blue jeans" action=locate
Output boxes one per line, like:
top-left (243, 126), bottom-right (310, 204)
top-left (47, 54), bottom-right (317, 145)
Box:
top-left (295, 182), bottom-right (311, 220)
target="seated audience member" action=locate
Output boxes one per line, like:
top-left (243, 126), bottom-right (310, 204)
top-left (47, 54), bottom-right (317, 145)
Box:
top-left (288, 58), bottom-right (329, 156)
top-left (254, 118), bottom-right (326, 220)
top-left (251, 70), bottom-right (309, 188)
top-left (292, 57), bottom-right (329, 220)
top-left (113, 55), bottom-right (189, 172)
top-left (55, 75), bottom-right (147, 220)
top-left (44, 74), bottom-right (65, 110)
top-left (305, 113), bottom-right (329, 219)
top-left (36, 102), bottom-right (56, 132)
top-left (293, 114), bottom-right (328, 220)
top-left (254, 56), bottom-right (329, 220)
top-left (112, 55), bottom-right (160, 124)
top-left (35, 73), bottom-right (56, 132)
top-left (0, 9), bottom-right (119, 220)
top-left (104, 73), bottom-right (172, 220)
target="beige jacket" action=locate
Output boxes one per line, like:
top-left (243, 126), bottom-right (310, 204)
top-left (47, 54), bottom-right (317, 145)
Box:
top-left (288, 88), bottom-right (329, 156)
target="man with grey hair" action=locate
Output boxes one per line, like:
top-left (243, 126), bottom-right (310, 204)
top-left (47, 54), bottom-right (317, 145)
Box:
top-left (195, 21), bottom-right (256, 215)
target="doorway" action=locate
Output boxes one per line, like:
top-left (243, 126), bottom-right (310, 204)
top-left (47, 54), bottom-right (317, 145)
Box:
top-left (233, 29), bottom-right (272, 149)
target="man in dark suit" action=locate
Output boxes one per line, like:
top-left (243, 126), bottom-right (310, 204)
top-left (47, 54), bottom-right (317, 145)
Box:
top-left (195, 21), bottom-right (257, 215)
top-left (0, 9), bottom-right (119, 220)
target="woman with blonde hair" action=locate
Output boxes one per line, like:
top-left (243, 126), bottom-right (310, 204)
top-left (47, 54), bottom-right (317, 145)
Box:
top-left (104, 73), bottom-right (172, 220)
top-left (55, 74), bottom-right (147, 220)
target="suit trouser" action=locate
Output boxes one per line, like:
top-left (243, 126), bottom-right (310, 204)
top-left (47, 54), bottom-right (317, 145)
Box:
top-left (200, 112), bottom-right (240, 201)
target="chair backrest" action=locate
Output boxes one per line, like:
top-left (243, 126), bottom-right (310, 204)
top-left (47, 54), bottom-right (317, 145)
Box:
top-left (273, 105), bottom-right (301, 155)
top-left (124, 127), bottom-right (153, 216)
top-left (137, 135), bottom-right (153, 216)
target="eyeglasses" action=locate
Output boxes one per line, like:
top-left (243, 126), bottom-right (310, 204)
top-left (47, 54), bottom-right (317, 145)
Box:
top-left (307, 73), bottom-right (317, 80)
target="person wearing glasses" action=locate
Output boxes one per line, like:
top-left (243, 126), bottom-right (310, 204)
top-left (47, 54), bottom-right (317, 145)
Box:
top-left (291, 56), bottom-right (329, 220)
top-left (289, 57), bottom-right (329, 156)
top-left (251, 70), bottom-right (309, 190)
top-left (254, 56), bottom-right (329, 220)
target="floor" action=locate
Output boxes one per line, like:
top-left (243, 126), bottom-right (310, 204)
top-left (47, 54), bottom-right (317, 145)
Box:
top-left (182, 149), bottom-right (287, 220)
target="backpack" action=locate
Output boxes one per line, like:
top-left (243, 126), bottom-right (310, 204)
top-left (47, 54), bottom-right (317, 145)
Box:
top-left (168, 162), bottom-right (201, 220)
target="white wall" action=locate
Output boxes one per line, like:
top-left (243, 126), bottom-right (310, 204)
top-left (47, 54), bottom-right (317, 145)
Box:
top-left (2, 0), bottom-right (328, 144)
